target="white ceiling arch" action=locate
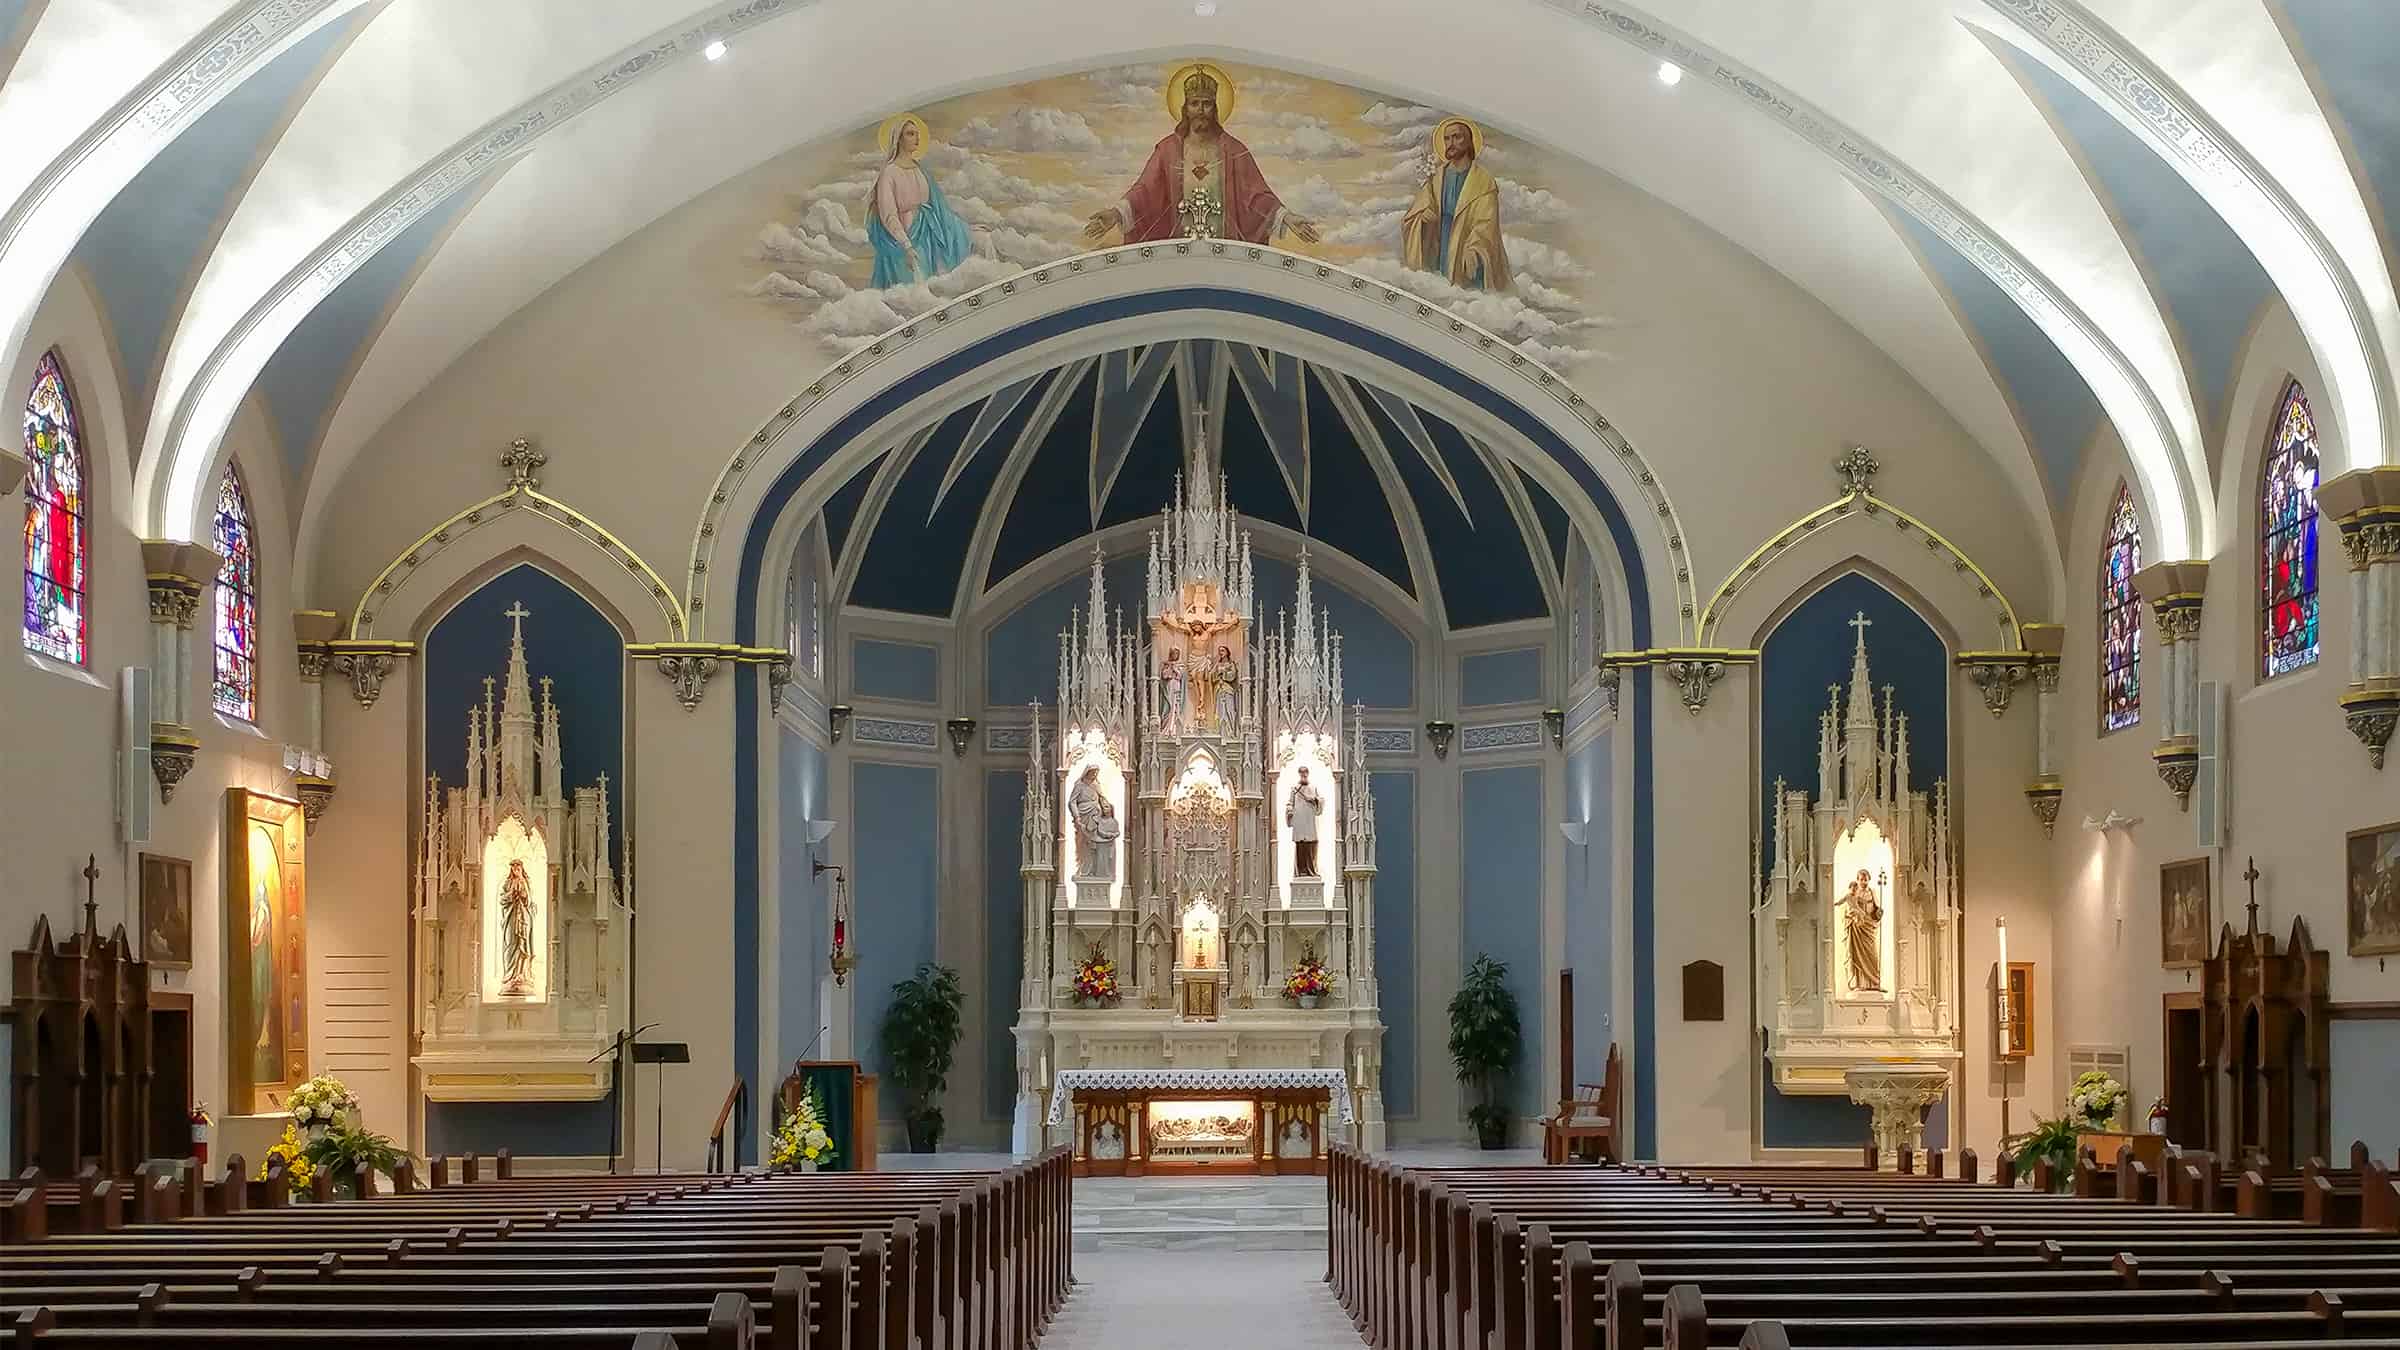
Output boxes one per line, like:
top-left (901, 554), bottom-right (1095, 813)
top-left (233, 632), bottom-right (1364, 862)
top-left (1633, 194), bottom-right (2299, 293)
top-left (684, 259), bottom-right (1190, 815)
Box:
top-left (11, 0), bottom-right (2398, 606)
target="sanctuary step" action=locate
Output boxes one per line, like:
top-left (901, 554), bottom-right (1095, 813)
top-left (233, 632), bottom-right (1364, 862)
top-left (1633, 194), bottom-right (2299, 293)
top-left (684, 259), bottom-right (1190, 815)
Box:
top-left (1071, 1174), bottom-right (1328, 1251)
top-left (1043, 1248), bottom-right (1365, 1350)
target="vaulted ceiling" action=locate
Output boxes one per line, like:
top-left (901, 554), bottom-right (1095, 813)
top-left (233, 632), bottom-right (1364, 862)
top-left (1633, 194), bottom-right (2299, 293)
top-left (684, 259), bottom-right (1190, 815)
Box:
top-left (8, 0), bottom-right (2400, 600)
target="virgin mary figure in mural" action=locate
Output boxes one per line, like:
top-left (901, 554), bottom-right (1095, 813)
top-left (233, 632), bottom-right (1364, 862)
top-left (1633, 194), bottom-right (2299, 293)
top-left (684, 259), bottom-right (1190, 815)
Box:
top-left (1083, 65), bottom-right (1319, 245)
top-left (869, 113), bottom-right (975, 288)
top-left (248, 824), bottom-right (282, 1084)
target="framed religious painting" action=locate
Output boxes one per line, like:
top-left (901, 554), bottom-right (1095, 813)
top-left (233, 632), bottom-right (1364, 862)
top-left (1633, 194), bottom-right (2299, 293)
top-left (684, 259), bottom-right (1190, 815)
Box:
top-left (139, 853), bottom-right (194, 970)
top-left (2159, 858), bottom-right (2209, 969)
top-left (225, 789), bottom-right (309, 1113)
top-left (2347, 820), bottom-right (2400, 958)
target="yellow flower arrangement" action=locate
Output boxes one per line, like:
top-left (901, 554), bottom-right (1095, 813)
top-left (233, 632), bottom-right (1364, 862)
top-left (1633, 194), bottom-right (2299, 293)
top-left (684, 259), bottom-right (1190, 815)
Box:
top-left (769, 1084), bottom-right (836, 1170)
top-left (258, 1121), bottom-right (316, 1196)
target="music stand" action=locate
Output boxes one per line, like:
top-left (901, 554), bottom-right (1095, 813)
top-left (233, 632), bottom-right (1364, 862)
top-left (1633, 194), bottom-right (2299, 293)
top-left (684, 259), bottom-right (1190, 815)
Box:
top-left (634, 1041), bottom-right (690, 1174)
top-left (587, 1028), bottom-right (638, 1175)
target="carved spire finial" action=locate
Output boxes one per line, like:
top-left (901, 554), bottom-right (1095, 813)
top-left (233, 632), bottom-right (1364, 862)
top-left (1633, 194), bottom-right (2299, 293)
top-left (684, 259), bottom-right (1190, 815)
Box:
top-left (501, 438), bottom-right (545, 490)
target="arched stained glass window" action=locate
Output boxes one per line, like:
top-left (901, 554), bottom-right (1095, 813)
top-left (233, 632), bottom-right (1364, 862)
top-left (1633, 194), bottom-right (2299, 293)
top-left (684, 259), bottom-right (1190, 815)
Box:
top-left (2261, 382), bottom-right (2321, 680)
top-left (212, 465), bottom-right (259, 720)
top-left (2100, 480), bottom-right (2142, 733)
top-left (22, 350), bottom-right (88, 665)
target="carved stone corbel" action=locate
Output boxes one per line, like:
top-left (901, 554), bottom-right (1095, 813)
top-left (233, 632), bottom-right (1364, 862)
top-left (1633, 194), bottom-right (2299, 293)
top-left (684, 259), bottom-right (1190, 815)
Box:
top-left (1663, 656), bottom-right (1727, 715)
top-left (1956, 653), bottom-right (2032, 718)
top-left (2024, 778), bottom-right (2063, 837)
top-left (650, 648), bottom-right (721, 711)
top-left (829, 703), bottom-right (853, 742)
top-left (767, 656), bottom-right (795, 707)
top-left (945, 717), bottom-right (978, 756)
top-left (149, 726), bottom-right (199, 803)
top-left (1598, 666), bottom-right (1620, 716)
top-left (327, 640), bottom-right (411, 711)
top-left (1423, 720), bottom-right (1456, 759)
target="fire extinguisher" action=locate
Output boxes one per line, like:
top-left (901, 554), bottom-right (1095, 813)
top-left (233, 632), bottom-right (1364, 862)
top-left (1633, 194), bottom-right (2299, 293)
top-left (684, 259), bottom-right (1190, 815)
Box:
top-left (190, 1103), bottom-right (214, 1166)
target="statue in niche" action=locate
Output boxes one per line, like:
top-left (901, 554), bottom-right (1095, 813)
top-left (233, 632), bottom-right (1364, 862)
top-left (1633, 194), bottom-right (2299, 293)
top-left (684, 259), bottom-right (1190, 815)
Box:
top-left (1286, 765), bottom-right (1324, 877)
top-left (1091, 1120), bottom-right (1125, 1160)
top-left (1069, 767), bottom-right (1121, 880)
top-left (1160, 648), bottom-right (1189, 732)
top-left (1209, 644), bottom-right (1240, 732)
top-left (1281, 1117), bottom-right (1311, 1158)
top-left (1842, 869), bottom-right (1883, 993)
top-left (498, 857), bottom-right (537, 996)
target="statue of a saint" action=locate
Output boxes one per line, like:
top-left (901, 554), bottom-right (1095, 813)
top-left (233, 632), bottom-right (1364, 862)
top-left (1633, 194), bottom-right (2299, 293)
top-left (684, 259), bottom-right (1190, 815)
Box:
top-left (1209, 644), bottom-right (1240, 731)
top-left (1160, 648), bottom-right (1189, 732)
top-left (1069, 766), bottom-right (1121, 880)
top-left (1287, 765), bottom-right (1324, 877)
top-left (1841, 869), bottom-right (1883, 992)
top-left (499, 857), bottom-right (537, 995)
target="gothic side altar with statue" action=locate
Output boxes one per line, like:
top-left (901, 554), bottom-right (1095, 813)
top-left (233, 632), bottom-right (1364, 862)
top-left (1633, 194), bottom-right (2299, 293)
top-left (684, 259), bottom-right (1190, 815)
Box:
top-left (1011, 423), bottom-right (1386, 1173)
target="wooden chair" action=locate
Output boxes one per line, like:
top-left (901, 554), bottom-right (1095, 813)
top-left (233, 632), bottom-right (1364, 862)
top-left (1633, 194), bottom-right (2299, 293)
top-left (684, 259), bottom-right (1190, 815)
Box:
top-left (1543, 1044), bottom-right (1621, 1164)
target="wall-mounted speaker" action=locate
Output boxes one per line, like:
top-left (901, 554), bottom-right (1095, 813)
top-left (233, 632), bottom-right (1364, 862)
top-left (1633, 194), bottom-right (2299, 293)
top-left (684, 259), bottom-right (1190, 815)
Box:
top-left (119, 666), bottom-right (151, 845)
top-left (2194, 680), bottom-right (2227, 850)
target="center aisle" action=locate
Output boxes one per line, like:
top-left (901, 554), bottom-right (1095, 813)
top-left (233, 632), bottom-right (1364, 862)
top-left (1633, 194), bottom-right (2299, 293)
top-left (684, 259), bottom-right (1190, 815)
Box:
top-left (1040, 1173), bottom-right (1365, 1349)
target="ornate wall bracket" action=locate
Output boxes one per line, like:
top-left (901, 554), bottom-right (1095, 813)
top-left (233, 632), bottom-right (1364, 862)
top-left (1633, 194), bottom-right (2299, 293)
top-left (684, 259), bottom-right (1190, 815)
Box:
top-left (149, 724), bottom-right (198, 802)
top-left (766, 656), bottom-right (795, 707)
top-left (2151, 740), bottom-right (2199, 811)
top-left (2025, 776), bottom-right (2063, 837)
top-left (2320, 468), bottom-right (2400, 770)
top-left (945, 717), bottom-right (979, 756)
top-left (1956, 652), bottom-right (2033, 717)
top-left (1664, 656), bottom-right (1726, 714)
top-left (327, 640), bottom-right (414, 710)
top-left (1598, 666), bottom-right (1620, 716)
top-left (1601, 648), bottom-right (1756, 716)
top-left (293, 773), bottom-right (336, 833)
top-left (1423, 720), bottom-right (1456, 759)
top-left (627, 642), bottom-right (789, 711)
top-left (829, 703), bottom-right (853, 742)
top-left (1542, 707), bottom-right (1565, 748)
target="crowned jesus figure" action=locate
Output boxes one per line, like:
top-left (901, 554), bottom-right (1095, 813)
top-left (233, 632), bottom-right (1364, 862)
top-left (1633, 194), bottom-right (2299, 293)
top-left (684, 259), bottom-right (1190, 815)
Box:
top-left (1085, 65), bottom-right (1321, 245)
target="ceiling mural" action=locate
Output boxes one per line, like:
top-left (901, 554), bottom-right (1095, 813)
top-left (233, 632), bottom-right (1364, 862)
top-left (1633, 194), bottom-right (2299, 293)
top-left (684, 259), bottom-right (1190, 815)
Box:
top-left (735, 61), bottom-right (1616, 369)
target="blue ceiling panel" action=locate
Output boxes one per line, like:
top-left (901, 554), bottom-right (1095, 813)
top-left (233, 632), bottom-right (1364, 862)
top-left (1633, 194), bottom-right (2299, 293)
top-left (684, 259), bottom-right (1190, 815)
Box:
top-left (2282, 2), bottom-right (2400, 275)
top-left (2000, 45), bottom-right (2269, 434)
top-left (1302, 369), bottom-right (1413, 598)
top-left (1418, 409), bottom-right (1547, 627)
top-left (985, 366), bottom-right (1100, 589)
top-left (854, 371), bottom-right (1050, 616)
top-left (1219, 372), bottom-right (1303, 533)
top-left (1515, 465), bottom-right (1571, 580)
top-left (823, 451), bottom-right (885, 569)
top-left (1097, 369), bottom-right (1185, 529)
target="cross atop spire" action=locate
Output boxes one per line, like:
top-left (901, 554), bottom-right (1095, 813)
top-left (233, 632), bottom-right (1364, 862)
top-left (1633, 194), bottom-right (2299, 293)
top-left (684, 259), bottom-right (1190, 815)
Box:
top-left (1849, 611), bottom-right (1872, 647)
top-left (505, 600), bottom-right (531, 637)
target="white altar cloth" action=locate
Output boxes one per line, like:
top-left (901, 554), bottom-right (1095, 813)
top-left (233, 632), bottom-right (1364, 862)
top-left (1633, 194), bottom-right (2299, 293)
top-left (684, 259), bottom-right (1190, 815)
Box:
top-left (1046, 1067), bottom-right (1354, 1126)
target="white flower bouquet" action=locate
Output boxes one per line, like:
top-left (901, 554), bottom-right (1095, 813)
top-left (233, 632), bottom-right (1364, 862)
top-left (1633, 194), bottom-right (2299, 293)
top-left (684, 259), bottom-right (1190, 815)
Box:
top-left (2066, 1069), bottom-right (2126, 1129)
top-left (286, 1073), bottom-right (359, 1129)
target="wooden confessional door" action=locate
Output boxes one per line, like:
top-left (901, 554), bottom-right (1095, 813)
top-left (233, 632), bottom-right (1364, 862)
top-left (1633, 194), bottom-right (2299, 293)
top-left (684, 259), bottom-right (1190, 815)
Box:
top-left (2161, 995), bottom-right (2203, 1147)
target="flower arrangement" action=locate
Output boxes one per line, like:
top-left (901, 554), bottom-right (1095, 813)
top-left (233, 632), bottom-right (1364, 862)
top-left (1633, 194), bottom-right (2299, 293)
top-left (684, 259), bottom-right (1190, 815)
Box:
top-left (258, 1122), bottom-right (316, 1197)
top-left (1284, 952), bottom-right (1333, 1003)
top-left (770, 1085), bottom-right (836, 1171)
top-left (1071, 948), bottom-right (1120, 1006)
top-left (286, 1073), bottom-right (359, 1131)
top-left (2067, 1069), bottom-right (2127, 1129)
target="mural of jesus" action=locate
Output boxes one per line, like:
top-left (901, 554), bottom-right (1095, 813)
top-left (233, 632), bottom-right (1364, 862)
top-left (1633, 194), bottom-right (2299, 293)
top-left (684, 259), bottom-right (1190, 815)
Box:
top-left (1084, 64), bottom-right (1320, 245)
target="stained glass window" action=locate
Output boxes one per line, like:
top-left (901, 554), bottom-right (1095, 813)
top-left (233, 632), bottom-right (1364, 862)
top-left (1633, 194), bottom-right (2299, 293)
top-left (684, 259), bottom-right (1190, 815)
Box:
top-left (2100, 480), bottom-right (2142, 733)
top-left (2260, 382), bottom-right (2321, 680)
top-left (22, 350), bottom-right (87, 665)
top-left (212, 465), bottom-right (259, 720)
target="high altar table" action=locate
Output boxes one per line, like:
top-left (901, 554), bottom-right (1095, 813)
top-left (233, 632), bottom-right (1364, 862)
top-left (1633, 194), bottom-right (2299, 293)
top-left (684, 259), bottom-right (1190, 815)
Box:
top-left (1047, 1067), bottom-right (1354, 1177)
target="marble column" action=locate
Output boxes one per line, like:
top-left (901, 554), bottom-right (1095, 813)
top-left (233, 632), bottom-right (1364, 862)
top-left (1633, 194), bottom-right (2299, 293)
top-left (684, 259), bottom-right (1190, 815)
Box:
top-left (2131, 561), bottom-right (2209, 808)
top-left (2318, 468), bottom-right (2400, 768)
top-left (139, 540), bottom-right (221, 802)
top-left (291, 610), bottom-right (342, 831)
top-left (2021, 623), bottom-right (2063, 835)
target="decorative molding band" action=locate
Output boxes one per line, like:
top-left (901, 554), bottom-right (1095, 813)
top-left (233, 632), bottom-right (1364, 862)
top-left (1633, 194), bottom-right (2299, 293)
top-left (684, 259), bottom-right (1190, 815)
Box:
top-left (1980, 0), bottom-right (2392, 461)
top-left (627, 642), bottom-right (788, 712)
top-left (1361, 726), bottom-right (1417, 756)
top-left (852, 716), bottom-right (939, 750)
top-left (686, 241), bottom-right (1697, 636)
top-left (1461, 721), bottom-right (1544, 754)
top-left (1699, 488), bottom-right (2021, 647)
top-left (1555, 0), bottom-right (2195, 551)
top-left (157, 0), bottom-right (814, 535)
top-left (986, 724), bottom-right (1033, 753)
top-left (349, 443), bottom-right (684, 642)
top-left (1605, 645), bottom-right (1757, 716)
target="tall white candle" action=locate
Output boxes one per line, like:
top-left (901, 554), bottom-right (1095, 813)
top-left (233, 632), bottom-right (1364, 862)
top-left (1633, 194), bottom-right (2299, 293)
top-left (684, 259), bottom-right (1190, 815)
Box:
top-left (1995, 916), bottom-right (2010, 1039)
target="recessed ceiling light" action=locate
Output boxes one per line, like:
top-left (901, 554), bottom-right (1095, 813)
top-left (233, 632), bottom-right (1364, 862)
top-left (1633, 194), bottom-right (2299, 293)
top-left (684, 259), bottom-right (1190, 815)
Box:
top-left (1656, 61), bottom-right (1682, 86)
top-left (704, 39), bottom-right (727, 61)
top-left (1194, 1), bottom-right (1218, 14)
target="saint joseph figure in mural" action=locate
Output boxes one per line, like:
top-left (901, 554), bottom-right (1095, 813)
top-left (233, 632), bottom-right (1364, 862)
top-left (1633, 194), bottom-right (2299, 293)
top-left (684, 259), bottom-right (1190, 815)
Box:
top-left (1085, 65), bottom-right (1320, 246)
top-left (869, 113), bottom-right (975, 288)
top-left (1402, 117), bottom-right (1512, 292)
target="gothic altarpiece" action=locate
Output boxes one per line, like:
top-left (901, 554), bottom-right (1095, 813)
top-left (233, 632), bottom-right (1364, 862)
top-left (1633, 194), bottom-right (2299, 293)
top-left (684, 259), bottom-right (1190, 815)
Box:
top-left (1013, 460), bottom-right (1387, 1167)
top-left (412, 605), bottom-right (628, 1106)
top-left (1756, 616), bottom-right (1961, 1157)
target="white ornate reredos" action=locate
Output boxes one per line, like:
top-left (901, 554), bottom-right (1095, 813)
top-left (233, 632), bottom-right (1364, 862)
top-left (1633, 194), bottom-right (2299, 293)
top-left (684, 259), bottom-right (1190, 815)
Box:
top-left (685, 244), bottom-right (1697, 644)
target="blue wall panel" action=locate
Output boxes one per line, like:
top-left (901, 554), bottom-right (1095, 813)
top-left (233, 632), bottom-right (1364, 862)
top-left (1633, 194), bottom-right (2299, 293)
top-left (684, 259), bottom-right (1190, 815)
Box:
top-left (985, 773), bottom-right (1027, 1123)
top-left (776, 729), bottom-right (830, 1073)
top-left (1461, 647), bottom-right (1542, 707)
top-left (1566, 730), bottom-right (1613, 1087)
top-left (426, 1101), bottom-right (615, 1158)
top-left (1463, 765), bottom-right (1543, 1117)
top-left (1253, 555), bottom-right (1413, 709)
top-left (1757, 573), bottom-right (1947, 1149)
top-left (1371, 771), bottom-right (1417, 1119)
top-left (984, 556), bottom-right (1147, 707)
top-left (851, 763), bottom-right (940, 1088)
top-left (854, 638), bottom-right (940, 704)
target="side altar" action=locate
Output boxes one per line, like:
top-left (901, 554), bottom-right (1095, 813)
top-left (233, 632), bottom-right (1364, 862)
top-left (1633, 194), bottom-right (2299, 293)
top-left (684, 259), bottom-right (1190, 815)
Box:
top-left (1011, 446), bottom-right (1387, 1167)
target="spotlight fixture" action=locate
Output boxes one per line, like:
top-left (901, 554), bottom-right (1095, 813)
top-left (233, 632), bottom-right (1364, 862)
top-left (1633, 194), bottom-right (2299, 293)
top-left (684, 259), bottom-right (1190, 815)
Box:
top-left (704, 39), bottom-right (727, 61)
top-left (1194, 0), bottom-right (1217, 13)
top-left (1657, 61), bottom-right (1683, 86)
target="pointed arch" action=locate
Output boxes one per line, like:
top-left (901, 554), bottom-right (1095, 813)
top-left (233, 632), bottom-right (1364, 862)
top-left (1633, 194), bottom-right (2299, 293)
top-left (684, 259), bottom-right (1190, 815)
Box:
top-left (21, 348), bottom-right (88, 665)
top-left (2259, 381), bottom-right (2321, 681)
top-left (2100, 479), bottom-right (2143, 733)
top-left (212, 461), bottom-right (260, 719)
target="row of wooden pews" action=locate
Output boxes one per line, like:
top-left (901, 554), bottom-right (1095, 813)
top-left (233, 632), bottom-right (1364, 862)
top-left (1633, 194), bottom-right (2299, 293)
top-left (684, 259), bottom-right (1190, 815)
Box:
top-left (1329, 1143), bottom-right (2400, 1348)
top-left (3, 1150), bottom-right (551, 1241)
top-left (1, 1146), bottom-right (1071, 1349)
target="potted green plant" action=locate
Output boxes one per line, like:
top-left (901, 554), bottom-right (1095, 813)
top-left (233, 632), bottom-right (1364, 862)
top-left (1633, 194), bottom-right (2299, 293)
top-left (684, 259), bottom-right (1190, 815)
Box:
top-left (1448, 953), bottom-right (1523, 1150)
top-left (2004, 1068), bottom-right (2126, 1191)
top-left (300, 1122), bottom-right (404, 1199)
top-left (881, 962), bottom-right (965, 1153)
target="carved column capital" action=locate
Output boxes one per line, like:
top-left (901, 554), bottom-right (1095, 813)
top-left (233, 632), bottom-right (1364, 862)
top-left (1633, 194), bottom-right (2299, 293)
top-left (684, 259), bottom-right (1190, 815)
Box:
top-left (293, 610), bottom-right (342, 682)
top-left (141, 540), bottom-right (222, 629)
top-left (2131, 560), bottom-right (2209, 639)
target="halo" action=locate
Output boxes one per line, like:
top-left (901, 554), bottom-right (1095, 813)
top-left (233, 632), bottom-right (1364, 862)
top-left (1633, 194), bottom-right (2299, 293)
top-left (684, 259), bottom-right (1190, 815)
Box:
top-left (877, 112), bottom-right (931, 157)
top-left (1163, 61), bottom-right (1237, 124)
top-left (1431, 116), bottom-right (1485, 159)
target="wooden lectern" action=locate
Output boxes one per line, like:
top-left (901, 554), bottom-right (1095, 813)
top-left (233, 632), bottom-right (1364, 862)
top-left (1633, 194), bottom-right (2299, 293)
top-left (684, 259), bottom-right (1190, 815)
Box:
top-left (781, 1060), bottom-right (879, 1171)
